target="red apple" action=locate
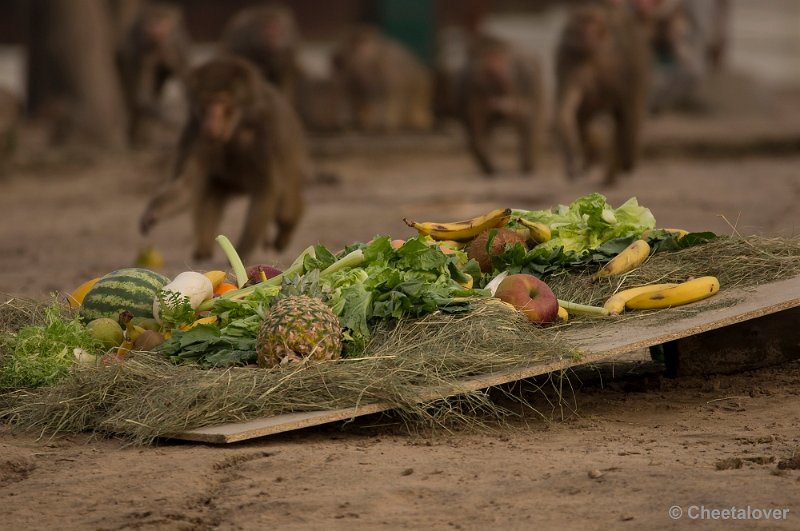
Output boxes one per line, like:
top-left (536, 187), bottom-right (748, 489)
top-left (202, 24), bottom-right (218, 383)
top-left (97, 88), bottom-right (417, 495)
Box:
top-left (494, 273), bottom-right (559, 324)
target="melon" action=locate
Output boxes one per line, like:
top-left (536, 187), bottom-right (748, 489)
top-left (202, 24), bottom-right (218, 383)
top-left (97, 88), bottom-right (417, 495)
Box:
top-left (80, 268), bottom-right (170, 322)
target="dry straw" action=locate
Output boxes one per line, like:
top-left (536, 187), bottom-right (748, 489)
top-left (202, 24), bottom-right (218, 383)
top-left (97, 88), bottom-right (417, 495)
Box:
top-left (1, 235), bottom-right (799, 445)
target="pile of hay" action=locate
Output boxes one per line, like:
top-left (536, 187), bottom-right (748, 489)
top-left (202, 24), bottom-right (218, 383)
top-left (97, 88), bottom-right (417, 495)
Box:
top-left (1, 235), bottom-right (799, 444)
top-left (1, 302), bottom-right (575, 444)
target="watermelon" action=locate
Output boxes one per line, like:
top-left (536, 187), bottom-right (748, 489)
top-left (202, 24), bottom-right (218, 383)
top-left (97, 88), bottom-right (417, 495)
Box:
top-left (80, 268), bottom-right (170, 322)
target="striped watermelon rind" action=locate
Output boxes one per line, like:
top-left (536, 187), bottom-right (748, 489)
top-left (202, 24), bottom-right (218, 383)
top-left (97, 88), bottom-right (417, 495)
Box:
top-left (79, 268), bottom-right (171, 322)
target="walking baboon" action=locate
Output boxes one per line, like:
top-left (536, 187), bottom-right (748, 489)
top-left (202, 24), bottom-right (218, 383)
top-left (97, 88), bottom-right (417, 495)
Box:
top-left (554, 4), bottom-right (651, 185)
top-left (461, 35), bottom-right (545, 176)
top-left (139, 56), bottom-right (308, 261)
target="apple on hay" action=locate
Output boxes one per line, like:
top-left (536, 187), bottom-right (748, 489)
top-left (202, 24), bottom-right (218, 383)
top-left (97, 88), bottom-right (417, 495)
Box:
top-left (494, 273), bottom-right (559, 324)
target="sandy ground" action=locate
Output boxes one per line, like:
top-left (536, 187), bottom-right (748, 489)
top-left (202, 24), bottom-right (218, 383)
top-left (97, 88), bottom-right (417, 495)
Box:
top-left (1, 77), bottom-right (799, 529)
top-left (2, 3), bottom-right (800, 528)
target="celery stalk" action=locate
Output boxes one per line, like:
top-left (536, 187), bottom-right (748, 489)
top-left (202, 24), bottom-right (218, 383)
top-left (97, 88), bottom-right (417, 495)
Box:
top-left (320, 249), bottom-right (365, 278)
top-left (216, 235), bottom-right (249, 288)
top-left (557, 299), bottom-right (610, 317)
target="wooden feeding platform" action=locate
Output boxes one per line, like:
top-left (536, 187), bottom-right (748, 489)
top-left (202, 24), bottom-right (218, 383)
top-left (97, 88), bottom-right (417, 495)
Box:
top-left (171, 276), bottom-right (800, 444)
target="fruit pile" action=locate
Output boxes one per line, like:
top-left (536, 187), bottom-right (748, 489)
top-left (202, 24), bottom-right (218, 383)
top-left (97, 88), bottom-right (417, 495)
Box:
top-left (61, 193), bottom-right (719, 371)
top-left (403, 197), bottom-right (720, 324)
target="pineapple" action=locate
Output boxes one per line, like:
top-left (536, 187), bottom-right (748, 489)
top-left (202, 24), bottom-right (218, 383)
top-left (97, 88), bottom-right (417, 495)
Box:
top-left (256, 295), bottom-right (343, 368)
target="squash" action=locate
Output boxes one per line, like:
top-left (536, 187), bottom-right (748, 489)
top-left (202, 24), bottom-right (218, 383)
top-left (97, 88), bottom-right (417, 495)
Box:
top-left (67, 277), bottom-right (101, 309)
top-left (153, 271), bottom-right (214, 323)
top-left (203, 270), bottom-right (228, 290)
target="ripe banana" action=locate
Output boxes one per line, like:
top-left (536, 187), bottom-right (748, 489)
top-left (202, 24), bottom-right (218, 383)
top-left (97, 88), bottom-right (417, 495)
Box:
top-left (592, 239), bottom-right (651, 281)
top-left (603, 282), bottom-right (678, 315)
top-left (517, 218), bottom-right (552, 244)
top-left (625, 276), bottom-right (720, 310)
top-left (403, 208), bottom-right (512, 242)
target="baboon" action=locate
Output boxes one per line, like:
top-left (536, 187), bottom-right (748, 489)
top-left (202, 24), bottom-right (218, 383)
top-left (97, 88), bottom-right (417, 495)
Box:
top-left (219, 5), bottom-right (305, 110)
top-left (460, 35), bottom-right (545, 176)
top-left (139, 56), bottom-right (307, 261)
top-left (117, 2), bottom-right (191, 146)
top-left (554, 4), bottom-right (651, 185)
top-left (331, 26), bottom-right (433, 132)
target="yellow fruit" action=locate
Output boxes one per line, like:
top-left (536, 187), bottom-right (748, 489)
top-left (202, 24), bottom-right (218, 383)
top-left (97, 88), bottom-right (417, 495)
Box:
top-left (625, 276), bottom-right (720, 310)
top-left (557, 306), bottom-right (569, 322)
top-left (603, 283), bottom-right (679, 315)
top-left (203, 270), bottom-right (228, 290)
top-left (116, 339), bottom-right (135, 358)
top-left (403, 208), bottom-right (512, 242)
top-left (180, 315), bottom-right (219, 331)
top-left (517, 218), bottom-right (552, 244)
top-left (67, 277), bottom-right (101, 309)
top-left (592, 240), bottom-right (651, 281)
top-left (135, 245), bottom-right (164, 269)
top-left (86, 317), bottom-right (124, 350)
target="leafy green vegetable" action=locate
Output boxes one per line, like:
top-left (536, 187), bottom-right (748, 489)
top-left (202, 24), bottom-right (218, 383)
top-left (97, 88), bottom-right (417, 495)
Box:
top-left (514, 193), bottom-right (656, 256)
top-left (498, 193), bottom-right (659, 278)
top-left (0, 301), bottom-right (99, 389)
top-left (318, 236), bottom-right (487, 351)
top-left (155, 290), bottom-right (196, 330)
top-left (647, 230), bottom-right (718, 253)
top-left (159, 235), bottom-right (488, 367)
top-left (158, 323), bottom-right (258, 367)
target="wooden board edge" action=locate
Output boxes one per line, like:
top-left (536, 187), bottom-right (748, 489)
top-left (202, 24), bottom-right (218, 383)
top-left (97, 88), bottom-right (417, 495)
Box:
top-left (169, 277), bottom-right (800, 444)
top-left (169, 402), bottom-right (392, 444)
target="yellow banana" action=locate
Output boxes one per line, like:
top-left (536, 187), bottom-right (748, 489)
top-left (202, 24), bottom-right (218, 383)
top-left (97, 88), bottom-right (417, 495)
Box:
top-left (592, 239), bottom-right (651, 281)
top-left (517, 218), bottom-right (552, 244)
top-left (603, 282), bottom-right (678, 315)
top-left (625, 276), bottom-right (720, 310)
top-left (125, 323), bottom-right (147, 343)
top-left (403, 208), bottom-right (512, 242)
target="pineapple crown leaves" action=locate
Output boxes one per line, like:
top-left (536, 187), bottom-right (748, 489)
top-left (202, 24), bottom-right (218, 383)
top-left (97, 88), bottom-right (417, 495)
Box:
top-left (276, 269), bottom-right (331, 303)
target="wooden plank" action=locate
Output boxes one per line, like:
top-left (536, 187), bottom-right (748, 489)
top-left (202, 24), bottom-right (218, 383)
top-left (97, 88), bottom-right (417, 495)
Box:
top-left (171, 276), bottom-right (800, 444)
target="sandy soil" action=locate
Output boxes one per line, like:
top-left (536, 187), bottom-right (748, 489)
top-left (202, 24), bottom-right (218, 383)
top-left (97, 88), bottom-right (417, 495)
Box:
top-left (1, 64), bottom-right (800, 531)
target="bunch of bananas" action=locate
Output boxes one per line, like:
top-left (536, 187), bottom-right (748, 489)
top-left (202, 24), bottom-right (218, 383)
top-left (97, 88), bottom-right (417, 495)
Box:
top-left (403, 208), bottom-right (552, 245)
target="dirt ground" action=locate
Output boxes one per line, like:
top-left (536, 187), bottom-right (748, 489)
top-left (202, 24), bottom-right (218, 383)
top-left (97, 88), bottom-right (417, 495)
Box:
top-left (1, 77), bottom-right (799, 529)
top-left (2, 10), bottom-right (800, 529)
